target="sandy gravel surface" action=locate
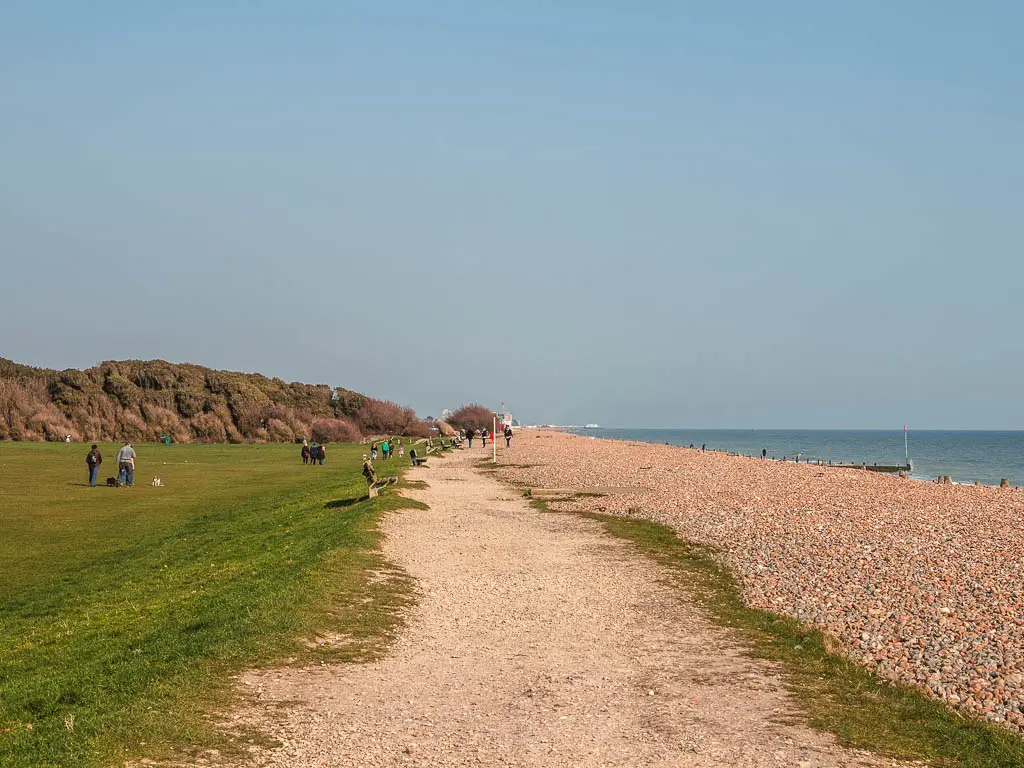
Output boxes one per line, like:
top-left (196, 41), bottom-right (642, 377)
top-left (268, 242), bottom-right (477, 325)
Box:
top-left (208, 449), bottom-right (908, 767)
top-left (496, 431), bottom-right (1024, 730)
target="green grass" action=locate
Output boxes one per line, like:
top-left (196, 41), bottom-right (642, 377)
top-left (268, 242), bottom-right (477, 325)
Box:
top-left (0, 441), bottom-right (421, 768)
top-left (525, 495), bottom-right (1024, 768)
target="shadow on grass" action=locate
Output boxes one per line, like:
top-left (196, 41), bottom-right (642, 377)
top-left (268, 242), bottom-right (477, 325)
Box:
top-left (324, 496), bottom-right (365, 509)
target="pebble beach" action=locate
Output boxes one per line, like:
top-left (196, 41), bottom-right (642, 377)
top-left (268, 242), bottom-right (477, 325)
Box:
top-left (496, 430), bottom-right (1024, 731)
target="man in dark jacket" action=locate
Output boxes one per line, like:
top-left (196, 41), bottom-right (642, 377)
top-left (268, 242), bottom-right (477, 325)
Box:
top-left (86, 444), bottom-right (102, 487)
top-left (466, 428), bottom-right (475, 448)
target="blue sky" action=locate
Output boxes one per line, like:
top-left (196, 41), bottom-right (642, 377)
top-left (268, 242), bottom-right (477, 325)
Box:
top-left (1, 1), bottom-right (1021, 428)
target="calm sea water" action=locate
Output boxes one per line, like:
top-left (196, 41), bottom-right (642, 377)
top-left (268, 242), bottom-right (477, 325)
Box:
top-left (566, 429), bottom-right (1024, 487)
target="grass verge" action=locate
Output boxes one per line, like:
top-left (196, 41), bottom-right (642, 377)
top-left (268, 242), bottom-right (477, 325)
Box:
top-left (524, 493), bottom-right (1024, 768)
top-left (0, 442), bottom-right (421, 768)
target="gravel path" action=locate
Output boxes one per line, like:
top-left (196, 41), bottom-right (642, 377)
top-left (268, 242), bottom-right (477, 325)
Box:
top-left (497, 431), bottom-right (1024, 730)
top-left (215, 450), bottom-right (910, 767)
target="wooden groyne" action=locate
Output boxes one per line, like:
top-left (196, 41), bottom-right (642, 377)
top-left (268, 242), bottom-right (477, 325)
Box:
top-left (832, 463), bottom-right (912, 473)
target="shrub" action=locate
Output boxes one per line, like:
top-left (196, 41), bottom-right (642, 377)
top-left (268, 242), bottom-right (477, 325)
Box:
top-left (190, 413), bottom-right (227, 443)
top-left (0, 357), bottom-right (439, 445)
top-left (265, 418), bottom-right (294, 443)
top-left (140, 404), bottom-right (184, 436)
top-left (448, 404), bottom-right (496, 432)
top-left (174, 389), bottom-right (205, 418)
top-left (355, 399), bottom-right (424, 436)
top-left (103, 374), bottom-right (140, 408)
top-left (311, 418), bottom-right (361, 443)
top-left (117, 410), bottom-right (151, 441)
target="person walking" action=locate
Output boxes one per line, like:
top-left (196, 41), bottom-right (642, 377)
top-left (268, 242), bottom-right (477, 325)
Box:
top-left (310, 443), bottom-right (318, 466)
top-left (116, 441), bottom-right (136, 487)
top-left (86, 444), bottom-right (102, 486)
top-left (381, 439), bottom-right (390, 460)
top-left (481, 430), bottom-right (487, 448)
top-left (504, 424), bottom-right (513, 448)
top-left (371, 442), bottom-right (379, 460)
top-left (318, 443), bottom-right (326, 465)
top-left (762, 448), bottom-right (767, 460)
top-left (301, 444), bottom-right (310, 464)
top-left (397, 439), bottom-right (405, 458)
top-left (466, 428), bottom-right (475, 448)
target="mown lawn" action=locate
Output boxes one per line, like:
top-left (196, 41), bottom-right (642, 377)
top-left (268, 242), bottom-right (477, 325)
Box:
top-left (0, 441), bottom-right (420, 768)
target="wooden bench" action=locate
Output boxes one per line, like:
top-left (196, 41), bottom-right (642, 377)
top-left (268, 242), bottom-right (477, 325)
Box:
top-left (410, 449), bottom-right (427, 466)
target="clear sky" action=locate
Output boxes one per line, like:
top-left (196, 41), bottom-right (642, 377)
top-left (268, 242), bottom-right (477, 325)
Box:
top-left (1, 1), bottom-right (1021, 428)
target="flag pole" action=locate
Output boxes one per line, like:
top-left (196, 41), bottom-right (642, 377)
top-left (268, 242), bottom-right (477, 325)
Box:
top-left (904, 425), bottom-right (909, 468)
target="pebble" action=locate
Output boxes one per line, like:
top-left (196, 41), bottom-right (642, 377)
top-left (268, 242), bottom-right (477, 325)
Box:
top-left (502, 431), bottom-right (1024, 731)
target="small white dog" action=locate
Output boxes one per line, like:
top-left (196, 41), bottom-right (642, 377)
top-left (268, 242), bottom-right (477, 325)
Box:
top-left (151, 477), bottom-right (163, 487)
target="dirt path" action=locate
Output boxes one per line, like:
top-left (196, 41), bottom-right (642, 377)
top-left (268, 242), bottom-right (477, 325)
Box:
top-left (220, 450), bottom-right (913, 767)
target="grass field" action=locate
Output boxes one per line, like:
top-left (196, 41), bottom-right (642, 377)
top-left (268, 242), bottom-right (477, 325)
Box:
top-left (0, 440), bottom-right (422, 768)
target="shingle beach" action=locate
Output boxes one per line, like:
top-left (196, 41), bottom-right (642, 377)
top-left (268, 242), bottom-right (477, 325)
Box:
top-left (497, 430), bottom-right (1024, 730)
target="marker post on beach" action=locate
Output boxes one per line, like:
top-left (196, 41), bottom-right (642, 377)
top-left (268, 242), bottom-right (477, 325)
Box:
top-left (904, 425), bottom-right (909, 467)
top-left (493, 415), bottom-right (497, 462)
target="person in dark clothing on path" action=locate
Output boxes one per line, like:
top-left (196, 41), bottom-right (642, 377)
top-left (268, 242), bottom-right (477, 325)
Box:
top-left (86, 444), bottom-right (102, 486)
top-left (504, 425), bottom-right (513, 448)
top-left (481, 430), bottom-right (487, 448)
top-left (301, 444), bottom-right (310, 464)
top-left (466, 428), bottom-right (475, 448)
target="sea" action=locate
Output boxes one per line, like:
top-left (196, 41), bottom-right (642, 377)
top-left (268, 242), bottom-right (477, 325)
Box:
top-left (565, 429), bottom-right (1024, 487)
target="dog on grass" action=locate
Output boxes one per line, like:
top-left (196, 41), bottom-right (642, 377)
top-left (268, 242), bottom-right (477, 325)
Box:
top-left (106, 477), bottom-right (118, 487)
top-left (151, 477), bottom-right (163, 487)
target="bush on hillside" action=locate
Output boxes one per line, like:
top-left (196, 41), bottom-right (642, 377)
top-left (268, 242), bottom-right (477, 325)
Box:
top-left (0, 357), bottom-right (443, 445)
top-left (103, 374), bottom-right (140, 409)
top-left (311, 418), bottom-right (361, 443)
top-left (265, 418), bottom-right (295, 443)
top-left (190, 412), bottom-right (227, 443)
top-left (174, 389), bottom-right (205, 418)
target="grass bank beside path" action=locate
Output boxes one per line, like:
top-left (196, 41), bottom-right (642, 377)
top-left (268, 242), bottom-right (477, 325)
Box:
top-left (520, 489), bottom-right (1024, 768)
top-left (0, 441), bottom-right (422, 768)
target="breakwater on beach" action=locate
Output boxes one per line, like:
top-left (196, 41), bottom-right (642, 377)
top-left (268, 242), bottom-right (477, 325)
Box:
top-left (570, 428), bottom-right (1024, 487)
top-left (499, 430), bottom-right (1024, 731)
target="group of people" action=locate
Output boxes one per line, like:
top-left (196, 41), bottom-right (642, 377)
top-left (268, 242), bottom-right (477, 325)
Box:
top-left (370, 439), bottom-right (403, 460)
top-left (85, 441), bottom-right (137, 487)
top-left (462, 425), bottom-right (513, 448)
top-left (301, 440), bottom-right (327, 465)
